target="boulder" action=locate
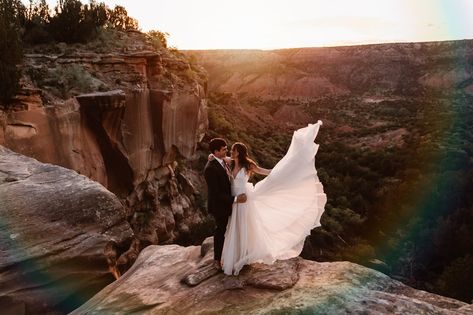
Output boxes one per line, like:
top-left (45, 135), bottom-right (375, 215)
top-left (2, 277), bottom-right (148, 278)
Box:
top-left (0, 146), bottom-right (133, 314)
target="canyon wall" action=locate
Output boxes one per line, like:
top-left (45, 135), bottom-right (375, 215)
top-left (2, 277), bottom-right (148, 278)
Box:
top-left (0, 31), bottom-right (209, 247)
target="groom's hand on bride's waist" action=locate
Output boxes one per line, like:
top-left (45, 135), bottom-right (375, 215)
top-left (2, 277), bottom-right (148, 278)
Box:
top-left (235, 193), bottom-right (247, 203)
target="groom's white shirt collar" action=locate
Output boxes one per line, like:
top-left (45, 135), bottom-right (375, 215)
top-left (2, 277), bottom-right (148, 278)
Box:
top-left (211, 154), bottom-right (225, 168)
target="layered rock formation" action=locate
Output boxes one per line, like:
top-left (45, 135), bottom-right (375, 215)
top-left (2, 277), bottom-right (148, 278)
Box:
top-left (72, 238), bottom-right (473, 315)
top-left (187, 40), bottom-right (473, 99)
top-left (0, 146), bottom-right (133, 314)
top-left (0, 31), bottom-right (209, 249)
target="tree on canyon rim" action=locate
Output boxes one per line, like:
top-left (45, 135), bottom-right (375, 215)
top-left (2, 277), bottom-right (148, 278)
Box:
top-left (0, 0), bottom-right (23, 103)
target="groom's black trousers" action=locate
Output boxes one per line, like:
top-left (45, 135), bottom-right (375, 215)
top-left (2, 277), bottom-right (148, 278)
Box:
top-left (214, 215), bottom-right (228, 260)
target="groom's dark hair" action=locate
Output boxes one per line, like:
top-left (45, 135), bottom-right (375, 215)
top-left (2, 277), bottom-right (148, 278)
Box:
top-left (209, 138), bottom-right (227, 153)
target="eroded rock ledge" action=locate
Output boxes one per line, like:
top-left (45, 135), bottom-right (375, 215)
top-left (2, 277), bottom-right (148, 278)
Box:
top-left (72, 238), bottom-right (472, 315)
top-left (0, 145), bottom-right (133, 314)
top-left (0, 31), bottom-right (209, 257)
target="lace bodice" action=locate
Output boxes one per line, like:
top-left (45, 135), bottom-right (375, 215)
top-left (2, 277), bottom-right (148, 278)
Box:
top-left (232, 167), bottom-right (250, 195)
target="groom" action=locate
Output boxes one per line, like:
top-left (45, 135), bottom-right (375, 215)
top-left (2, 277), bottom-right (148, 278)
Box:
top-left (204, 138), bottom-right (246, 270)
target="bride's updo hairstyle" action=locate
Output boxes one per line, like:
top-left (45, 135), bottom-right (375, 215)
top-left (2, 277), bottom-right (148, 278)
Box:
top-left (232, 142), bottom-right (257, 173)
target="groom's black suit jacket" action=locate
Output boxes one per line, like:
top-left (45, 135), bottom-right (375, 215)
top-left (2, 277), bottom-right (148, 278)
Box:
top-left (204, 159), bottom-right (233, 220)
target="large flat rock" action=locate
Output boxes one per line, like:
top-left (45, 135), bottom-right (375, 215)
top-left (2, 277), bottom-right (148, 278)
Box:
top-left (0, 146), bottom-right (133, 314)
top-left (72, 239), bottom-right (471, 314)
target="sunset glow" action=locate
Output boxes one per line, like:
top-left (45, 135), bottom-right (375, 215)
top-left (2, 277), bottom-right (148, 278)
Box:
top-left (44, 0), bottom-right (473, 49)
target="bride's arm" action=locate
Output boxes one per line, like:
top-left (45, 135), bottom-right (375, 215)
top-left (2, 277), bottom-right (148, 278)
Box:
top-left (249, 163), bottom-right (271, 176)
top-left (207, 155), bottom-right (232, 164)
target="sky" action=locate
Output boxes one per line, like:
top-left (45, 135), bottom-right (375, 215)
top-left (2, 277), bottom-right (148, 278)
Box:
top-left (40, 0), bottom-right (473, 50)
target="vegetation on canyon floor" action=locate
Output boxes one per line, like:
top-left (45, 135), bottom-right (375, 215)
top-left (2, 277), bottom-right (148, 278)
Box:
top-left (203, 91), bottom-right (473, 303)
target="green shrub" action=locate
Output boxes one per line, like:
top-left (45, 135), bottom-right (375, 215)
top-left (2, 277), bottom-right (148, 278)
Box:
top-left (106, 5), bottom-right (138, 31)
top-left (437, 255), bottom-right (473, 302)
top-left (147, 30), bottom-right (168, 49)
top-left (29, 64), bottom-right (101, 98)
top-left (23, 1), bottom-right (139, 44)
top-left (0, 0), bottom-right (23, 103)
top-left (48, 0), bottom-right (97, 43)
top-left (22, 0), bottom-right (52, 44)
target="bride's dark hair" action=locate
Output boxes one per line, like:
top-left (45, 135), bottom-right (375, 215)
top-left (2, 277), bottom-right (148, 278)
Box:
top-left (231, 142), bottom-right (256, 173)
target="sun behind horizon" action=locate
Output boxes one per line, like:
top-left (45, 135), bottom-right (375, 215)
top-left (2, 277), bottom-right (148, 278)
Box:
top-left (41, 0), bottom-right (473, 49)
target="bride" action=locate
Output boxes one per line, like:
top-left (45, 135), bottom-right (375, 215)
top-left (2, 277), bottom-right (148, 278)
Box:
top-left (218, 121), bottom-right (327, 275)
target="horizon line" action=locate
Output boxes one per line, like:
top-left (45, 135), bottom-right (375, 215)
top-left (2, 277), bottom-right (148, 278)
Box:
top-left (179, 37), bottom-right (473, 52)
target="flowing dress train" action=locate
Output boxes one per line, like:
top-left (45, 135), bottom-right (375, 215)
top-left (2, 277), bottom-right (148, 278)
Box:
top-left (222, 121), bottom-right (327, 275)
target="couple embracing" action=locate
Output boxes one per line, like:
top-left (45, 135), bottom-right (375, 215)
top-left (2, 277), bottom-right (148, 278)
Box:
top-left (204, 122), bottom-right (327, 276)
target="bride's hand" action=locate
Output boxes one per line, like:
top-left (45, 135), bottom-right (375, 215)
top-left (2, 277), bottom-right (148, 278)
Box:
top-left (236, 193), bottom-right (247, 203)
top-left (208, 154), bottom-right (215, 161)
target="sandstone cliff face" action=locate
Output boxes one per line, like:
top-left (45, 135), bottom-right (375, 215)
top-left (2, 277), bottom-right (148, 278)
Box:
top-left (0, 31), bottom-right (208, 246)
top-left (71, 238), bottom-right (473, 315)
top-left (0, 146), bottom-right (133, 314)
top-left (187, 40), bottom-right (473, 99)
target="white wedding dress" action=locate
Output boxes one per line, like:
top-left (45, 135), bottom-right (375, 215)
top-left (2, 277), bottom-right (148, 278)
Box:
top-left (221, 121), bottom-right (327, 275)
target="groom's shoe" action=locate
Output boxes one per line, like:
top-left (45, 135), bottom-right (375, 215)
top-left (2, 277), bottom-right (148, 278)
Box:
top-left (213, 260), bottom-right (222, 271)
